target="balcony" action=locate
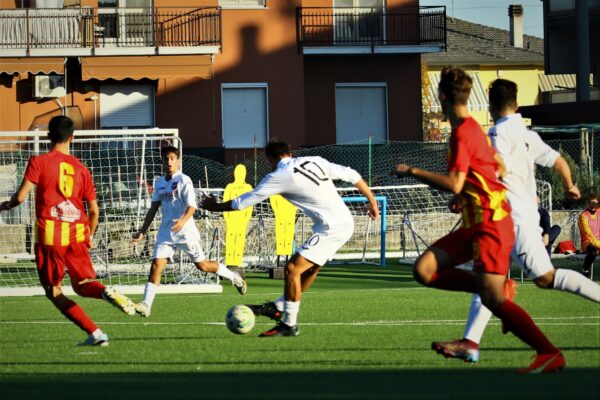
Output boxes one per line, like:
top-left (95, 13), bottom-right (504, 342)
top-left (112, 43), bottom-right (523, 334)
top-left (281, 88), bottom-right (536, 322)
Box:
top-left (0, 7), bottom-right (221, 57)
top-left (297, 6), bottom-right (446, 55)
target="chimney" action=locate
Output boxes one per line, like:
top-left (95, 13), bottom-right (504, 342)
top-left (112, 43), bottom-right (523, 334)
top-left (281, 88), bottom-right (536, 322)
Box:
top-left (509, 4), bottom-right (524, 48)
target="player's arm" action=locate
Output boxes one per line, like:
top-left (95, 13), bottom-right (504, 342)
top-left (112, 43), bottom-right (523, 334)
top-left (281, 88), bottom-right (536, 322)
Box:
top-left (394, 165), bottom-right (467, 195)
top-left (353, 178), bottom-right (379, 220)
top-left (202, 176), bottom-right (279, 213)
top-left (553, 156), bottom-right (580, 200)
top-left (87, 199), bottom-right (99, 238)
top-left (0, 178), bottom-right (35, 211)
top-left (133, 201), bottom-right (160, 242)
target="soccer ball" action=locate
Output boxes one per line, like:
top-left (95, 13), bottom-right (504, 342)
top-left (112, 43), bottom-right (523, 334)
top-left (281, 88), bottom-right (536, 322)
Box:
top-left (225, 305), bottom-right (255, 335)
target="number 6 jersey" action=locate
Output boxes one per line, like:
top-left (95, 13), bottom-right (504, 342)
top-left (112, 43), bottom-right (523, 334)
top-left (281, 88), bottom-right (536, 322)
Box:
top-left (231, 156), bottom-right (361, 233)
top-left (24, 149), bottom-right (96, 246)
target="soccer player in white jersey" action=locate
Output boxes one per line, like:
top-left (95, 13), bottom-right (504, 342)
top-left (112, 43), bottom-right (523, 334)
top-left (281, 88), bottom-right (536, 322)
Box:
top-left (201, 140), bottom-right (379, 337)
top-left (432, 78), bottom-right (600, 363)
top-left (132, 146), bottom-right (247, 317)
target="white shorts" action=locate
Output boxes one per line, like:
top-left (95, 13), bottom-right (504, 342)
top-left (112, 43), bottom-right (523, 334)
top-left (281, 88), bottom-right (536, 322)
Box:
top-left (297, 226), bottom-right (354, 266)
top-left (511, 224), bottom-right (553, 280)
top-left (153, 240), bottom-right (206, 263)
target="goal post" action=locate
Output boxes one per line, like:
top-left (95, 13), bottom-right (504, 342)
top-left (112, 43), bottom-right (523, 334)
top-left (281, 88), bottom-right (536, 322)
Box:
top-left (340, 195), bottom-right (387, 267)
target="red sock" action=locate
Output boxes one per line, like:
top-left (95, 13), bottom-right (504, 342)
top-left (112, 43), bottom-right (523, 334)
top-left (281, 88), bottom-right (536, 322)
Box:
top-left (59, 299), bottom-right (98, 334)
top-left (79, 281), bottom-right (105, 299)
top-left (494, 300), bottom-right (558, 355)
top-left (428, 269), bottom-right (477, 292)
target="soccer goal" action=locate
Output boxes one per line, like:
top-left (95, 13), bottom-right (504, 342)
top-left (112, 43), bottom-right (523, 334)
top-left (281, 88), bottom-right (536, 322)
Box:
top-left (0, 130), bottom-right (221, 296)
top-left (196, 184), bottom-right (458, 269)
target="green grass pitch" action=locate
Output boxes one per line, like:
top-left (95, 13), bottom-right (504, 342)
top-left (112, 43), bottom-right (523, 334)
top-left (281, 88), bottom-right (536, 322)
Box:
top-left (1, 262), bottom-right (599, 399)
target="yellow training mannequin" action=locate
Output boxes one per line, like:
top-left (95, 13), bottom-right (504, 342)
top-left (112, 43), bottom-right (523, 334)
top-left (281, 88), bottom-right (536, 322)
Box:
top-left (269, 194), bottom-right (297, 256)
top-left (223, 165), bottom-right (253, 266)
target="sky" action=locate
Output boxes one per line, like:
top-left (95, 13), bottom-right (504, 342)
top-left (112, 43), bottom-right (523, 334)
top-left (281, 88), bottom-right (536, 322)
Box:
top-left (419, 0), bottom-right (545, 38)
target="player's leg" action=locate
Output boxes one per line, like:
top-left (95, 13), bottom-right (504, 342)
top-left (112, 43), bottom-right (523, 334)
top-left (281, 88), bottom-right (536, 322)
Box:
top-left (36, 244), bottom-right (108, 346)
top-left (511, 225), bottom-right (600, 302)
top-left (66, 242), bottom-right (136, 315)
top-left (134, 257), bottom-right (168, 317)
top-left (301, 265), bottom-right (321, 291)
top-left (183, 241), bottom-right (247, 294)
top-left (259, 253), bottom-right (315, 337)
top-left (414, 229), bottom-right (476, 292)
top-left (582, 245), bottom-right (598, 278)
top-left (474, 223), bottom-right (564, 373)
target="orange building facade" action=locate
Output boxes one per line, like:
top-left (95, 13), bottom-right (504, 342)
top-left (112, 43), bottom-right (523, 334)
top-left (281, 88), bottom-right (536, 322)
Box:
top-left (0, 0), bottom-right (445, 163)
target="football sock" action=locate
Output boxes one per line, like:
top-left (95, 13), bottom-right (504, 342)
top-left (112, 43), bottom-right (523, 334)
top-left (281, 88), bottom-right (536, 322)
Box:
top-left (282, 300), bottom-right (300, 327)
top-left (428, 269), bottom-right (477, 292)
top-left (494, 300), bottom-right (558, 354)
top-left (463, 294), bottom-right (492, 344)
top-left (553, 268), bottom-right (600, 302)
top-left (91, 328), bottom-right (104, 339)
top-left (216, 263), bottom-right (238, 282)
top-left (60, 299), bottom-right (98, 334)
top-left (79, 280), bottom-right (104, 299)
top-left (143, 282), bottom-right (157, 308)
top-left (273, 294), bottom-right (285, 312)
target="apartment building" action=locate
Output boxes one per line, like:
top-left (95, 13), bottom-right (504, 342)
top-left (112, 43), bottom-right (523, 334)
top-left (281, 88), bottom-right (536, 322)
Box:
top-left (0, 0), bottom-right (446, 163)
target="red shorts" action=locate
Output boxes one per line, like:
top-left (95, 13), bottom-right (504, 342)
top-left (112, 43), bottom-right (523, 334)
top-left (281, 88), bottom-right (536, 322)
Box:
top-left (432, 216), bottom-right (514, 274)
top-left (35, 242), bottom-right (97, 288)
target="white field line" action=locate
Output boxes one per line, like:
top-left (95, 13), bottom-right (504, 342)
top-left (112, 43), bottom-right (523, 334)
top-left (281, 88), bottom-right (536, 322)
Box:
top-left (0, 315), bottom-right (598, 327)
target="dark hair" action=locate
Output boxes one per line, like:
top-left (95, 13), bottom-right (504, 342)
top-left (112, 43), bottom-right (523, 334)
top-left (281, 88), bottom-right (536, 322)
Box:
top-left (438, 66), bottom-right (472, 106)
top-left (161, 145), bottom-right (180, 159)
top-left (489, 79), bottom-right (518, 110)
top-left (264, 139), bottom-right (291, 159)
top-left (47, 116), bottom-right (74, 144)
top-left (587, 193), bottom-right (599, 202)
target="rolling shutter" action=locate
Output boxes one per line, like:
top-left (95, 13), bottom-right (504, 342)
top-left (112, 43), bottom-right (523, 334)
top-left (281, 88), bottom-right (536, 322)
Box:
top-left (100, 84), bottom-right (154, 128)
top-left (222, 84), bottom-right (268, 148)
top-left (335, 84), bottom-right (387, 144)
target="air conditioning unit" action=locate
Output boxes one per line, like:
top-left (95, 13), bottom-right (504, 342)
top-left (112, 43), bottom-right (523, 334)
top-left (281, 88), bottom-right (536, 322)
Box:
top-left (33, 75), bottom-right (66, 98)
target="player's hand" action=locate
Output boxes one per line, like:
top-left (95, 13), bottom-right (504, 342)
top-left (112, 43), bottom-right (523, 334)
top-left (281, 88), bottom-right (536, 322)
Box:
top-left (565, 184), bottom-right (581, 200)
top-left (447, 195), bottom-right (462, 214)
top-left (201, 195), bottom-right (218, 211)
top-left (88, 236), bottom-right (96, 250)
top-left (132, 231), bottom-right (144, 243)
top-left (542, 234), bottom-right (549, 246)
top-left (171, 219), bottom-right (185, 233)
top-left (393, 163), bottom-right (412, 178)
top-left (367, 203), bottom-right (379, 220)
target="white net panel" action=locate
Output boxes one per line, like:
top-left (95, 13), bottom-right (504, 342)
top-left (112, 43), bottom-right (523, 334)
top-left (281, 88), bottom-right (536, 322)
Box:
top-left (0, 130), bottom-right (219, 290)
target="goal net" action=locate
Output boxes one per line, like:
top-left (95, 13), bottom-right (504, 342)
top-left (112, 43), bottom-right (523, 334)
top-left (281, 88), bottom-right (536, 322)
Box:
top-left (0, 130), bottom-right (220, 296)
top-left (196, 184), bottom-right (457, 269)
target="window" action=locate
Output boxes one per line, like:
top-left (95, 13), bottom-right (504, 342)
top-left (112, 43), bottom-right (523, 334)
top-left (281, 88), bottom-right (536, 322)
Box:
top-left (334, 0), bottom-right (384, 44)
top-left (100, 84), bottom-right (155, 130)
top-left (335, 83), bottom-right (388, 144)
top-left (98, 0), bottom-right (152, 45)
top-left (219, 0), bottom-right (266, 8)
top-left (221, 83), bottom-right (268, 149)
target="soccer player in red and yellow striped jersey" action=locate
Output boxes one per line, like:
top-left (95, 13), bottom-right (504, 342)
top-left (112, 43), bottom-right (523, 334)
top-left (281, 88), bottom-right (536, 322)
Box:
top-left (393, 67), bottom-right (564, 373)
top-left (0, 116), bottom-right (135, 346)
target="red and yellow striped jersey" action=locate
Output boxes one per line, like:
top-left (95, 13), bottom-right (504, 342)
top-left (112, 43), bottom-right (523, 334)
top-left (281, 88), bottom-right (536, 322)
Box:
top-left (24, 150), bottom-right (96, 246)
top-left (448, 117), bottom-right (511, 228)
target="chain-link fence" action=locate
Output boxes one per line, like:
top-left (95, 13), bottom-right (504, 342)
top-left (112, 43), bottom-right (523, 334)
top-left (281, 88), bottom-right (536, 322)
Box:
top-left (183, 132), bottom-right (598, 211)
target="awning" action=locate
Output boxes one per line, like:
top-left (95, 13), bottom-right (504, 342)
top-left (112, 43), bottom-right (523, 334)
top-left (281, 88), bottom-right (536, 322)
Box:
top-left (81, 55), bottom-right (213, 81)
top-left (427, 71), bottom-right (488, 112)
top-left (538, 73), bottom-right (594, 92)
top-left (0, 57), bottom-right (65, 74)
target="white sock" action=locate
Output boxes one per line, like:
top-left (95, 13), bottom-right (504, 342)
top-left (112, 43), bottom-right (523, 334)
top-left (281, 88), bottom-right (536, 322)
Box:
top-left (463, 294), bottom-right (493, 344)
top-left (282, 300), bottom-right (300, 327)
top-left (143, 282), bottom-right (158, 308)
top-left (91, 328), bottom-right (103, 339)
top-left (273, 294), bottom-right (285, 312)
top-left (553, 268), bottom-right (600, 303)
top-left (216, 263), bottom-right (238, 283)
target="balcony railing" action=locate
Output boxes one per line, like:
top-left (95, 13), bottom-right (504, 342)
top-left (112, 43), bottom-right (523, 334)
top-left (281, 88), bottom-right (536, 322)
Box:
top-left (297, 6), bottom-right (446, 53)
top-left (0, 7), bottom-right (220, 55)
